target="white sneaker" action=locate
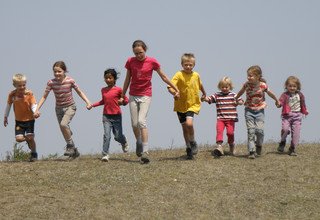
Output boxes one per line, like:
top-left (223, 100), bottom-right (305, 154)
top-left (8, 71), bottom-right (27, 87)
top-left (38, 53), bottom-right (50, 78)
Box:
top-left (122, 142), bottom-right (129, 153)
top-left (101, 155), bottom-right (109, 162)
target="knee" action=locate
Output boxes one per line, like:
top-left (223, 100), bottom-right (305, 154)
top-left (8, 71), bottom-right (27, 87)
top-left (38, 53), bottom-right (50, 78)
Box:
top-left (15, 136), bottom-right (25, 142)
top-left (247, 128), bottom-right (255, 140)
top-left (256, 129), bottom-right (264, 136)
top-left (59, 122), bottom-right (69, 130)
top-left (138, 120), bottom-right (147, 129)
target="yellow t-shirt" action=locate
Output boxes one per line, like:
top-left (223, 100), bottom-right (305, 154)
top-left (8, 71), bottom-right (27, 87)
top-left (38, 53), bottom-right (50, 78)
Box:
top-left (7, 90), bottom-right (36, 121)
top-left (171, 71), bottom-right (202, 114)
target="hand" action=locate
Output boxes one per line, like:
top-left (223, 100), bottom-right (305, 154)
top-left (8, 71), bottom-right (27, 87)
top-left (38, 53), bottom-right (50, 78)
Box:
top-left (173, 91), bottom-right (180, 100)
top-left (275, 100), bottom-right (281, 108)
top-left (33, 111), bottom-right (40, 119)
top-left (118, 98), bottom-right (124, 105)
top-left (87, 104), bottom-right (93, 110)
top-left (237, 99), bottom-right (244, 106)
top-left (201, 96), bottom-right (209, 102)
top-left (4, 117), bottom-right (8, 127)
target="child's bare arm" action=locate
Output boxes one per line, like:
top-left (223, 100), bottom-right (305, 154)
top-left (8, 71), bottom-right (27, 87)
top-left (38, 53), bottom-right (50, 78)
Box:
top-left (200, 84), bottom-right (207, 101)
top-left (75, 87), bottom-right (91, 109)
top-left (266, 90), bottom-right (280, 108)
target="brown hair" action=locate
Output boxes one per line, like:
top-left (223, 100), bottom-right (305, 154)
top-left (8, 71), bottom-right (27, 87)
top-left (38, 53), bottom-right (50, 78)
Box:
top-left (53, 61), bottom-right (68, 72)
top-left (132, 40), bottom-right (148, 51)
top-left (285, 76), bottom-right (301, 91)
top-left (247, 65), bottom-right (266, 83)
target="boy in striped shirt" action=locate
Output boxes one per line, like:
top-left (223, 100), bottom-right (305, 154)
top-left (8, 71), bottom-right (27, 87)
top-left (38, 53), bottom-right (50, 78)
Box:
top-left (204, 77), bottom-right (243, 157)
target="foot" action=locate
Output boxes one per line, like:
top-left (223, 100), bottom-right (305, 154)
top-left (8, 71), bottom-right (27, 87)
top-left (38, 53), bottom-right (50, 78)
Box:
top-left (101, 154), bottom-right (110, 162)
top-left (248, 151), bottom-right (256, 159)
top-left (213, 144), bottom-right (224, 157)
top-left (288, 147), bottom-right (297, 156)
top-left (229, 144), bottom-right (235, 156)
top-left (140, 153), bottom-right (150, 164)
top-left (136, 142), bottom-right (143, 157)
top-left (256, 145), bottom-right (262, 156)
top-left (277, 141), bottom-right (286, 153)
top-left (29, 152), bottom-right (38, 162)
top-left (122, 142), bottom-right (129, 153)
top-left (186, 147), bottom-right (194, 160)
top-left (190, 141), bottom-right (198, 155)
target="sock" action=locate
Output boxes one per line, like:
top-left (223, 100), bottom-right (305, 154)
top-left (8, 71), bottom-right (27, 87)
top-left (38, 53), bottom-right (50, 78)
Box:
top-left (142, 142), bottom-right (148, 153)
top-left (66, 138), bottom-right (75, 147)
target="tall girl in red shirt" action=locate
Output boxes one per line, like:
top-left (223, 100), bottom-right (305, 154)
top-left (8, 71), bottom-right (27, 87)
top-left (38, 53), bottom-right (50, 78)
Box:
top-left (89, 69), bottom-right (129, 162)
top-left (121, 40), bottom-right (179, 164)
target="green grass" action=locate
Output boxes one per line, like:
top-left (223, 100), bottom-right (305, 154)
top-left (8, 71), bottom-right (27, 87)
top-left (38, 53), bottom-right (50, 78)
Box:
top-left (0, 143), bottom-right (319, 219)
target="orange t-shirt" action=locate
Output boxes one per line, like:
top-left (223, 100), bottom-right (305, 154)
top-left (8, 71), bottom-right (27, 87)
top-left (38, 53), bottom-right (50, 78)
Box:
top-left (7, 90), bottom-right (36, 121)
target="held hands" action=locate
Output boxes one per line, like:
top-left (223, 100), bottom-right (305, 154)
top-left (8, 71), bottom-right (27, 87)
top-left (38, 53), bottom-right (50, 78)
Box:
top-left (87, 104), bottom-right (93, 110)
top-left (275, 100), bottom-right (281, 108)
top-left (118, 98), bottom-right (124, 105)
top-left (173, 91), bottom-right (180, 100)
top-left (201, 96), bottom-right (209, 103)
top-left (236, 99), bottom-right (244, 106)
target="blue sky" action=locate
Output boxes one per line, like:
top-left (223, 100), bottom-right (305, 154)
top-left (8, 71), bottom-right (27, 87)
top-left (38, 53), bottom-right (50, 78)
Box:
top-left (1, 0), bottom-right (319, 158)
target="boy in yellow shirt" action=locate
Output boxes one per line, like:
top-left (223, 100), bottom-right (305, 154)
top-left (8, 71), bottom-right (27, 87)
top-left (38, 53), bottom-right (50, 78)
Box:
top-left (4, 74), bottom-right (38, 161)
top-left (168, 53), bottom-right (206, 159)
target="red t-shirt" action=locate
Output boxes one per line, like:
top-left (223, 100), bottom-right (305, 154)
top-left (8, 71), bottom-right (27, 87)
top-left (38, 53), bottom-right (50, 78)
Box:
top-left (92, 86), bottom-right (128, 115)
top-left (125, 56), bottom-right (160, 96)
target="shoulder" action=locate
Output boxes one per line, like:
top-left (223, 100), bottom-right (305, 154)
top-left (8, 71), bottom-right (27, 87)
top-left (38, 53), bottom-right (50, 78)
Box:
top-left (25, 89), bottom-right (34, 96)
top-left (260, 81), bottom-right (268, 88)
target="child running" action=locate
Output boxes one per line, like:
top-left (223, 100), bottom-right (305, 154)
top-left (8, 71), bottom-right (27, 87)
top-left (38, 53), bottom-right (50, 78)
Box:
top-left (121, 40), bottom-right (179, 164)
top-left (203, 76), bottom-right (243, 157)
top-left (34, 61), bottom-right (91, 158)
top-left (168, 53), bottom-right (206, 160)
top-left (88, 68), bottom-right (129, 162)
top-left (277, 76), bottom-right (308, 156)
top-left (4, 74), bottom-right (38, 162)
top-left (235, 65), bottom-right (280, 159)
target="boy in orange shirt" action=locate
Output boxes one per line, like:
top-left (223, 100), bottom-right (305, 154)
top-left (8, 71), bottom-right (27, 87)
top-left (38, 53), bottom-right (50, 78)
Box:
top-left (4, 74), bottom-right (38, 161)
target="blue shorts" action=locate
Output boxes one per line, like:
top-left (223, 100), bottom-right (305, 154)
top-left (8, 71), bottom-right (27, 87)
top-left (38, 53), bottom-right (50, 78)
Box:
top-left (15, 120), bottom-right (35, 137)
top-left (177, 111), bottom-right (194, 124)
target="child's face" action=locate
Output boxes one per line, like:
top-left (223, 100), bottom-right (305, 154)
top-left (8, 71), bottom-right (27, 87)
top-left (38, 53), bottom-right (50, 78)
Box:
top-left (182, 61), bottom-right (195, 74)
top-left (133, 46), bottom-right (146, 61)
top-left (104, 73), bottom-right (115, 87)
top-left (247, 72), bottom-right (259, 84)
top-left (53, 66), bottom-right (66, 82)
top-left (220, 84), bottom-right (231, 94)
top-left (286, 81), bottom-right (298, 94)
top-left (14, 81), bottom-right (26, 93)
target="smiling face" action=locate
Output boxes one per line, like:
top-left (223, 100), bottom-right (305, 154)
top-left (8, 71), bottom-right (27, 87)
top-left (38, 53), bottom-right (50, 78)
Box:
top-left (133, 46), bottom-right (146, 61)
top-left (53, 66), bottom-right (66, 82)
top-left (104, 73), bottom-right (115, 87)
top-left (14, 81), bottom-right (27, 94)
top-left (286, 81), bottom-right (298, 94)
top-left (247, 72), bottom-right (260, 84)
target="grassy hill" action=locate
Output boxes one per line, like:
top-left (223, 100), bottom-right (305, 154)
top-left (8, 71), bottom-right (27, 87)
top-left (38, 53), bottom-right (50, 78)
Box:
top-left (0, 143), bottom-right (319, 219)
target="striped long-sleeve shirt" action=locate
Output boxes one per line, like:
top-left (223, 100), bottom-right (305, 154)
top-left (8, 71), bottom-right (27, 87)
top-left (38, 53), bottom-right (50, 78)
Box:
top-left (45, 76), bottom-right (78, 107)
top-left (207, 91), bottom-right (242, 122)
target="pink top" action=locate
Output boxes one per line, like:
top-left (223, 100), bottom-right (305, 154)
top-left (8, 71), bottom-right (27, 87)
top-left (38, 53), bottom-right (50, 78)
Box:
top-left (45, 76), bottom-right (78, 107)
top-left (244, 81), bottom-right (268, 110)
top-left (92, 86), bottom-right (128, 115)
top-left (125, 56), bottom-right (160, 96)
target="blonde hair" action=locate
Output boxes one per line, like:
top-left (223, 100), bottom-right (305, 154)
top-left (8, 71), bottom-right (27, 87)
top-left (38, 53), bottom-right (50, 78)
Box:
top-left (218, 76), bottom-right (234, 90)
top-left (181, 53), bottom-right (195, 65)
top-left (247, 65), bottom-right (266, 83)
top-left (285, 75), bottom-right (301, 91)
top-left (12, 73), bottom-right (26, 86)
